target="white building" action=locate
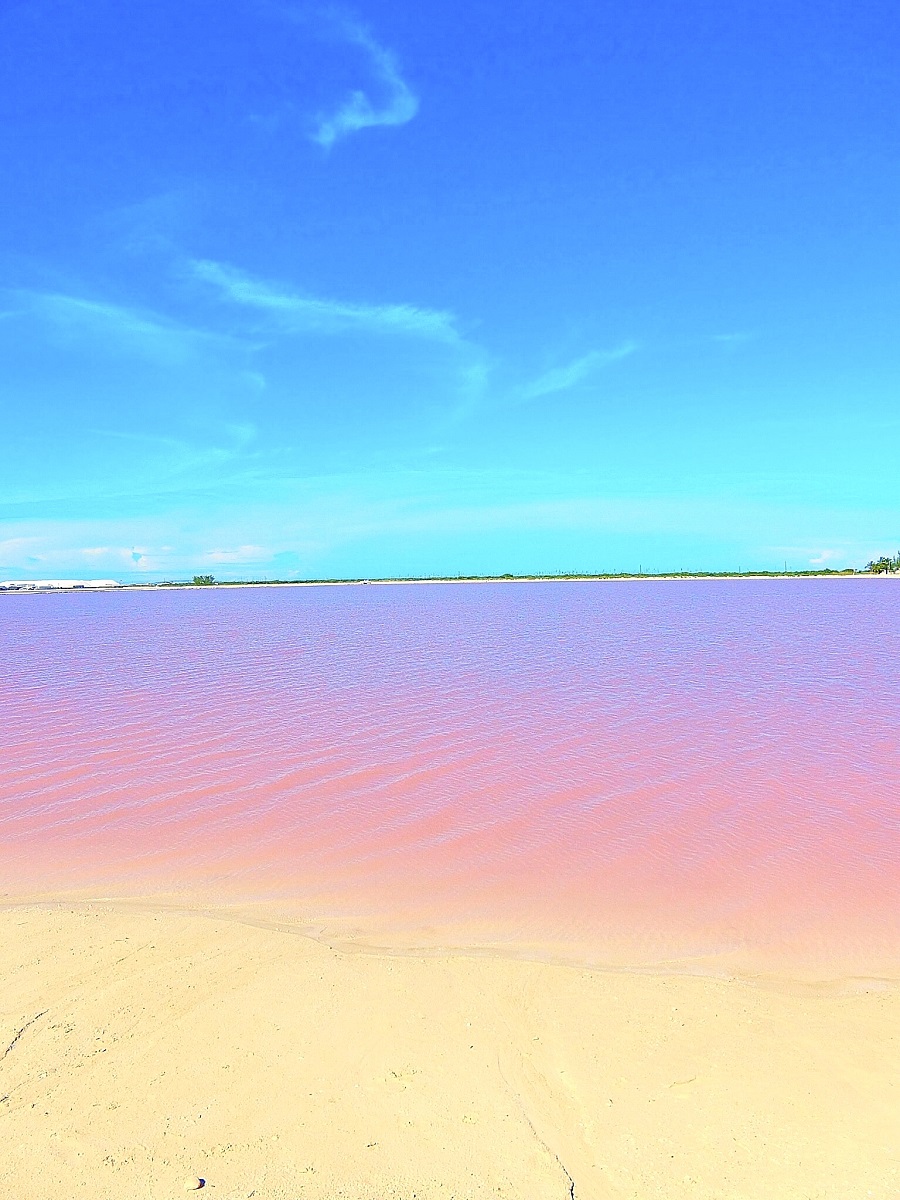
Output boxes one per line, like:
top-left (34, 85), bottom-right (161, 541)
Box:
top-left (0, 579), bottom-right (120, 592)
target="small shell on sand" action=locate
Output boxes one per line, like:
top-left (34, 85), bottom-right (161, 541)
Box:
top-left (184, 1179), bottom-right (205, 1192)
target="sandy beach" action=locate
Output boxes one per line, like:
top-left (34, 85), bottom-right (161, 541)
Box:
top-left (1, 904), bottom-right (897, 1200)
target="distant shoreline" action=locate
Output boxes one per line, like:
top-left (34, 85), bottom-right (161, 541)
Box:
top-left (3, 568), bottom-right (896, 594)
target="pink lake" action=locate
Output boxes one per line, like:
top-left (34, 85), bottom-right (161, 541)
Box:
top-left (1, 580), bottom-right (898, 979)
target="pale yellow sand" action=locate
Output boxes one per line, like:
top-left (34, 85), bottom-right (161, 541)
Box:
top-left (1, 906), bottom-right (897, 1200)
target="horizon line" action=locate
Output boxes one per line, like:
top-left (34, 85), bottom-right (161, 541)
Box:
top-left (3, 566), bottom-right (895, 594)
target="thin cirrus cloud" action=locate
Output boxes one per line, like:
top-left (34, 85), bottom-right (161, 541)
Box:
top-left (91, 423), bottom-right (258, 481)
top-left (189, 258), bottom-right (459, 342)
top-left (516, 343), bottom-right (637, 403)
top-left (5, 288), bottom-right (233, 365)
top-left (311, 20), bottom-right (418, 148)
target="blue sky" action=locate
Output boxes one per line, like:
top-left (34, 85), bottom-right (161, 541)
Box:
top-left (1, 0), bottom-right (898, 579)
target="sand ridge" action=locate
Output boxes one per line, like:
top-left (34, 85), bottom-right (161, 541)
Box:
top-left (1, 905), bottom-right (897, 1200)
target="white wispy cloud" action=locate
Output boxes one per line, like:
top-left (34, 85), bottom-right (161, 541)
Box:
top-left (6, 289), bottom-right (231, 364)
top-left (190, 258), bottom-right (458, 342)
top-left (90, 423), bottom-right (258, 485)
top-left (203, 544), bottom-right (268, 565)
top-left (312, 20), bottom-right (418, 148)
top-left (809, 549), bottom-right (842, 566)
top-left (0, 536), bottom-right (40, 564)
top-left (517, 343), bottom-right (637, 403)
top-left (712, 331), bottom-right (755, 348)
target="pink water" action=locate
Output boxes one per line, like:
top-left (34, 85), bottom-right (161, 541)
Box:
top-left (2, 581), bottom-right (898, 977)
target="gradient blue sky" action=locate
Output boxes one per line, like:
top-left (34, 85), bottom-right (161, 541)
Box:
top-left (2, 0), bottom-right (898, 580)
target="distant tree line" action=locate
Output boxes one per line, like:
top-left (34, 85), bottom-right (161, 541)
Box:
top-left (866, 554), bottom-right (900, 574)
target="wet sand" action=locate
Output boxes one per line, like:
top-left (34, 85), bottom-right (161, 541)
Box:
top-left (1, 904), bottom-right (897, 1200)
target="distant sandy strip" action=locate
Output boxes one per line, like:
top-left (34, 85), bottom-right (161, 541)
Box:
top-left (1, 905), bottom-right (896, 1199)
top-left (3, 573), bottom-right (893, 594)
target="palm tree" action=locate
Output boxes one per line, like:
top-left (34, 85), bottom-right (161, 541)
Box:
top-left (866, 556), bottom-right (897, 574)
